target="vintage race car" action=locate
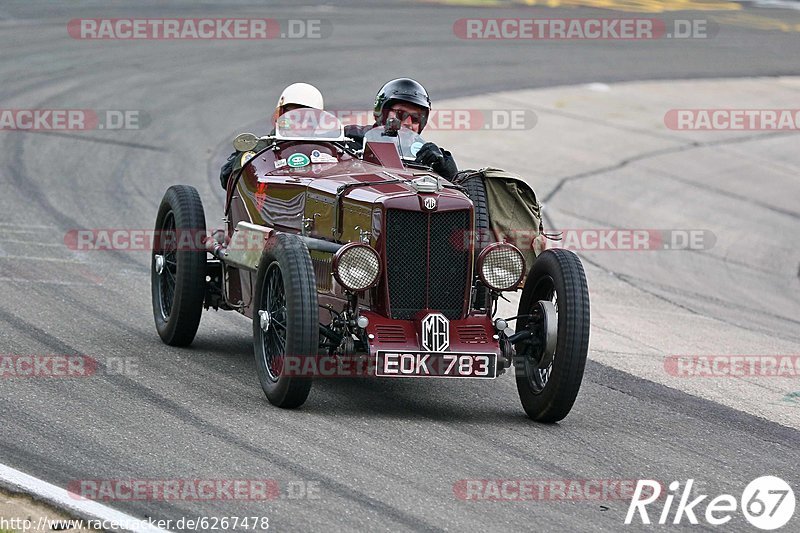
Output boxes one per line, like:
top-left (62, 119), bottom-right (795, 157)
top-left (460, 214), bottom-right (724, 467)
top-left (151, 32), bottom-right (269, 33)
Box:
top-left (151, 109), bottom-right (589, 422)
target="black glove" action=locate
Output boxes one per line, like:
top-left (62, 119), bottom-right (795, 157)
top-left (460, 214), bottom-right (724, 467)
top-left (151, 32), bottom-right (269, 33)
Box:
top-left (416, 142), bottom-right (458, 180)
top-left (437, 150), bottom-right (458, 180)
top-left (415, 142), bottom-right (444, 168)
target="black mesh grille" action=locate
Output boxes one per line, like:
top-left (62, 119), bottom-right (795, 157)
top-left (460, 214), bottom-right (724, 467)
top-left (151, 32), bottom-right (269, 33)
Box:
top-left (385, 210), bottom-right (427, 319)
top-left (385, 209), bottom-right (470, 319)
top-left (429, 210), bottom-right (470, 317)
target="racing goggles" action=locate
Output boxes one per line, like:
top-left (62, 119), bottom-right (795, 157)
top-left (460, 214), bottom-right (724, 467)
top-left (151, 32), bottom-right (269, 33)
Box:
top-left (386, 107), bottom-right (427, 126)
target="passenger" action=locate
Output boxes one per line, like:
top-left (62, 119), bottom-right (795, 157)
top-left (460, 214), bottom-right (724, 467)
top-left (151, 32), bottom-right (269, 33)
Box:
top-left (345, 78), bottom-right (458, 179)
top-left (219, 82), bottom-right (324, 189)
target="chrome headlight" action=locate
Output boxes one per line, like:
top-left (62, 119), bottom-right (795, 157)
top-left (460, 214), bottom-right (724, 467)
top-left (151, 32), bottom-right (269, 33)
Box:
top-left (333, 243), bottom-right (381, 291)
top-left (477, 243), bottom-right (525, 291)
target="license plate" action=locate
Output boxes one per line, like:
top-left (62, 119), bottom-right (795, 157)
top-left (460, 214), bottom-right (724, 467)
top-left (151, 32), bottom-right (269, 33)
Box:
top-left (376, 351), bottom-right (497, 379)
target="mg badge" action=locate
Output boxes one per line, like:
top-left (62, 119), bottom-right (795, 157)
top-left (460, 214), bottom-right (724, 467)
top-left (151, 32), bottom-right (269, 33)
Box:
top-left (423, 197), bottom-right (437, 210)
top-left (421, 313), bottom-right (450, 352)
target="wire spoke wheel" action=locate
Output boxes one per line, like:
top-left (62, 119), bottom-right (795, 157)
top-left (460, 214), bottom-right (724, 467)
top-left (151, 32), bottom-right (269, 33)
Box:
top-left (150, 185), bottom-right (207, 347)
top-left (260, 262), bottom-right (287, 382)
top-left (252, 233), bottom-right (318, 408)
top-left (156, 211), bottom-right (177, 320)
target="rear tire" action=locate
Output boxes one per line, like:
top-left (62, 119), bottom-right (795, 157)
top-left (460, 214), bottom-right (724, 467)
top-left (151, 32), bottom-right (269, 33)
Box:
top-left (151, 185), bottom-right (207, 347)
top-left (253, 233), bottom-right (317, 408)
top-left (461, 174), bottom-right (492, 310)
top-left (515, 249), bottom-right (590, 423)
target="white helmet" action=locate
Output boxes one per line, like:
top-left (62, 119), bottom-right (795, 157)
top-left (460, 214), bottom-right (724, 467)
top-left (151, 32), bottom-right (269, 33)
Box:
top-left (275, 82), bottom-right (324, 115)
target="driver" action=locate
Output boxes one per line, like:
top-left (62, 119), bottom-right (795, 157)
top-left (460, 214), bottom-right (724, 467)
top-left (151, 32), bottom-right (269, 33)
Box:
top-left (219, 82), bottom-right (325, 189)
top-left (345, 78), bottom-right (458, 180)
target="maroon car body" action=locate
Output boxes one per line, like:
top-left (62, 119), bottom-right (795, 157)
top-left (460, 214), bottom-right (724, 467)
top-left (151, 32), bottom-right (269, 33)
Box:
top-left (152, 109), bottom-right (589, 421)
top-left (224, 137), bottom-right (501, 364)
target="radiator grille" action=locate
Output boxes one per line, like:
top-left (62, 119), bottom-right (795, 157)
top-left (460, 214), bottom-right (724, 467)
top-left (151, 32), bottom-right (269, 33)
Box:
top-left (385, 209), bottom-right (470, 319)
top-left (312, 256), bottom-right (333, 292)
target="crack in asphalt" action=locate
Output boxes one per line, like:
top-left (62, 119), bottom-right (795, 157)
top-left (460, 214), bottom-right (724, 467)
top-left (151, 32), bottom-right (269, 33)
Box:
top-left (590, 253), bottom-right (800, 344)
top-left (550, 204), bottom-right (792, 280)
top-left (538, 124), bottom-right (800, 348)
top-left (614, 271), bottom-right (800, 344)
top-left (542, 130), bottom-right (799, 204)
top-left (26, 131), bottom-right (168, 152)
top-left (615, 270), bottom-right (800, 330)
top-left (496, 93), bottom-right (685, 144)
top-left (591, 324), bottom-right (664, 356)
top-left (655, 168), bottom-right (800, 221)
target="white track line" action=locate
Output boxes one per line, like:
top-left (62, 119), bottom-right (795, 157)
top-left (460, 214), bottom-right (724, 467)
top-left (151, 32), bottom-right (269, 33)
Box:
top-left (0, 463), bottom-right (173, 533)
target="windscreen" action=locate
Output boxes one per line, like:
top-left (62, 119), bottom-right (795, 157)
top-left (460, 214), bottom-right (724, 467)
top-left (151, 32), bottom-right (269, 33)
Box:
top-left (363, 125), bottom-right (426, 161)
top-left (275, 108), bottom-right (345, 141)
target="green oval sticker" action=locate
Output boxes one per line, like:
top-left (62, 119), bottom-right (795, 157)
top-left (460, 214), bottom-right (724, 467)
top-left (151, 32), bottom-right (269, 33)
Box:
top-left (287, 153), bottom-right (310, 168)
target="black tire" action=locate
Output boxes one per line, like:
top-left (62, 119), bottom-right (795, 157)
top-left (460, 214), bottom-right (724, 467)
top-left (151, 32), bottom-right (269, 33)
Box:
top-left (515, 249), bottom-right (590, 423)
top-left (253, 233), bottom-right (317, 408)
top-left (151, 185), bottom-right (207, 346)
top-left (462, 174), bottom-right (492, 309)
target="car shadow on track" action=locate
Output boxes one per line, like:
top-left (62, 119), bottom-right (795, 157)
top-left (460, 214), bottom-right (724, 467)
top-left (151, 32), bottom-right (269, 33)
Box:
top-left (185, 332), bottom-right (571, 427)
top-left (304, 376), bottom-right (558, 426)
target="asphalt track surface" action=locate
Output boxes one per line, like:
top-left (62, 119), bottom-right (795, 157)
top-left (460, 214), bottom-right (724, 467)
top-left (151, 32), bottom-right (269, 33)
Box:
top-left (1, 1), bottom-right (799, 531)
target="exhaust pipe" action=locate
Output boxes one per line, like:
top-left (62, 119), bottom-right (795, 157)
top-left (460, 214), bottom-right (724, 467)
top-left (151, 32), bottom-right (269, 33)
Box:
top-left (205, 223), bottom-right (343, 270)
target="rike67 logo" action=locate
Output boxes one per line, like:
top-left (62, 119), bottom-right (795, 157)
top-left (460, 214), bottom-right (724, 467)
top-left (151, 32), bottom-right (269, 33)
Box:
top-left (626, 476), bottom-right (795, 530)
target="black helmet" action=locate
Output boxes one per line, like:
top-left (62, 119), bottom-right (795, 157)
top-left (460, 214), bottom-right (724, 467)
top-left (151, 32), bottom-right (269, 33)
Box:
top-left (373, 78), bottom-right (431, 132)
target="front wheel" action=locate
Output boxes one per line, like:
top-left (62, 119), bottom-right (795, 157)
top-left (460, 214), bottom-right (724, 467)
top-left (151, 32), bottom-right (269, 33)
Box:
top-left (514, 248), bottom-right (590, 423)
top-left (253, 233), bottom-right (318, 408)
top-left (151, 185), bottom-right (207, 346)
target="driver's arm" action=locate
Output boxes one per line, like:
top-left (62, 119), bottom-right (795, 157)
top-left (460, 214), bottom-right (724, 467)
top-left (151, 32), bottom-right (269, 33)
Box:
top-left (219, 151), bottom-right (237, 189)
top-left (219, 138), bottom-right (270, 190)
